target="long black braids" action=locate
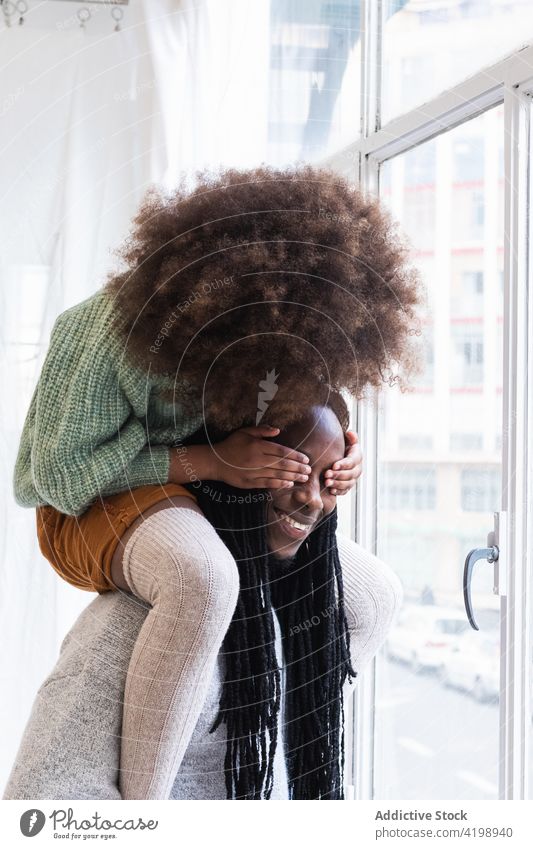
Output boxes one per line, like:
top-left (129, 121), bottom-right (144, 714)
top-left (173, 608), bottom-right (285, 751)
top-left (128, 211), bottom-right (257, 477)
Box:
top-left (268, 507), bottom-right (356, 799)
top-left (178, 405), bottom-right (357, 799)
top-left (199, 486), bottom-right (281, 799)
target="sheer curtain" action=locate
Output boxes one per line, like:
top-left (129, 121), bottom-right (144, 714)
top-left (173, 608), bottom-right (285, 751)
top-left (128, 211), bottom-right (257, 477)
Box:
top-left (1, 3), bottom-right (162, 786)
top-left (1, 0), bottom-right (361, 789)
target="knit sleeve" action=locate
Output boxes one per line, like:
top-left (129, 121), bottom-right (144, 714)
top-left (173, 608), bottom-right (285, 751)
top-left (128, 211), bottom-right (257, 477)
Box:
top-left (27, 311), bottom-right (171, 516)
top-left (336, 533), bottom-right (404, 686)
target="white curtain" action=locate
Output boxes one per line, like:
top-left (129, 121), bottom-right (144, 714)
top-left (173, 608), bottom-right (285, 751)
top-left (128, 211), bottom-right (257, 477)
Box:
top-left (0, 0), bottom-right (359, 789)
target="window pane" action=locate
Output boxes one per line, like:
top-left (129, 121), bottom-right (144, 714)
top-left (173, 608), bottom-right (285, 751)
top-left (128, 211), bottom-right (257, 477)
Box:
top-left (525, 102), bottom-right (533, 799)
top-left (382, 1), bottom-right (532, 124)
top-left (268, 0), bottom-right (361, 164)
top-left (374, 107), bottom-right (503, 800)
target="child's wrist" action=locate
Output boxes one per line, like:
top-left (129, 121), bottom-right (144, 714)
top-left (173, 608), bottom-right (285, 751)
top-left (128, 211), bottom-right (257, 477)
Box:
top-left (169, 443), bottom-right (219, 484)
top-left (200, 444), bottom-right (222, 481)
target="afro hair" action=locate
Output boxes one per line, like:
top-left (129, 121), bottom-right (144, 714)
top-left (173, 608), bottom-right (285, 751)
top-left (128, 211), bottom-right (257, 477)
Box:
top-left (104, 162), bottom-right (425, 432)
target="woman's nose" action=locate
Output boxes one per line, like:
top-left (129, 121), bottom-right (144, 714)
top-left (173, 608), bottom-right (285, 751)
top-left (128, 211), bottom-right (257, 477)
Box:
top-left (292, 474), bottom-right (324, 511)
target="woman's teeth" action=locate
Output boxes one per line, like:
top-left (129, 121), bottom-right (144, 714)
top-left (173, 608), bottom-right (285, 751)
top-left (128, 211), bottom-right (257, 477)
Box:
top-left (281, 513), bottom-right (309, 531)
top-left (275, 508), bottom-right (309, 532)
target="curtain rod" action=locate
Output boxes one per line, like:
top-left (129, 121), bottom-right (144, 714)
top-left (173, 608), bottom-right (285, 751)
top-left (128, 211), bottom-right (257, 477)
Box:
top-left (53, 1), bottom-right (129, 5)
top-left (0, 0), bottom-right (130, 28)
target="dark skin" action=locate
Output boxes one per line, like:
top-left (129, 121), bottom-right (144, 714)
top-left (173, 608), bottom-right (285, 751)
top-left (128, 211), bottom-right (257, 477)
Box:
top-left (264, 405), bottom-right (345, 560)
top-left (166, 423), bottom-right (362, 494)
top-left (110, 405), bottom-right (346, 589)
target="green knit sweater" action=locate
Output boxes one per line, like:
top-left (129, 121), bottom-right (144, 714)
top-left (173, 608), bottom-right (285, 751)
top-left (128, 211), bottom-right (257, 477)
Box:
top-left (13, 288), bottom-right (204, 517)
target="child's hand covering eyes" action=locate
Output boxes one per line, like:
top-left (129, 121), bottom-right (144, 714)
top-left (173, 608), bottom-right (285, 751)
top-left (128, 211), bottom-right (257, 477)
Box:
top-left (323, 430), bottom-right (363, 495)
top-left (212, 425), bottom-right (312, 490)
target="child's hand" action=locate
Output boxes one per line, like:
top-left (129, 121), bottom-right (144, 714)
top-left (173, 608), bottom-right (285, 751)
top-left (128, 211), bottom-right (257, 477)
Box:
top-left (323, 430), bottom-right (363, 495)
top-left (211, 425), bottom-right (312, 490)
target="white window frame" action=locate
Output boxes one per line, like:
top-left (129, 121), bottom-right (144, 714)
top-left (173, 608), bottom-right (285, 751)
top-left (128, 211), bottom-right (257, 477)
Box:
top-left (319, 1), bottom-right (533, 801)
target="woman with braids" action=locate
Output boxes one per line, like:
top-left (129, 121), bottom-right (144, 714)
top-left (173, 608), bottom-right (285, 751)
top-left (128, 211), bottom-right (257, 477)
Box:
top-left (5, 390), bottom-right (403, 801)
top-left (166, 390), bottom-right (384, 800)
top-left (9, 163), bottom-right (423, 799)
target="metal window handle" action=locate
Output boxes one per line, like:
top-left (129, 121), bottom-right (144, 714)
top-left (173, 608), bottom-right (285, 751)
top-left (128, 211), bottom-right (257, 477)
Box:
top-left (463, 544), bottom-right (499, 630)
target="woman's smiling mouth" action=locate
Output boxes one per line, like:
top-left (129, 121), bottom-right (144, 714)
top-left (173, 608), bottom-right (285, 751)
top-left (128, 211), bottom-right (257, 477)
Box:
top-left (273, 507), bottom-right (315, 539)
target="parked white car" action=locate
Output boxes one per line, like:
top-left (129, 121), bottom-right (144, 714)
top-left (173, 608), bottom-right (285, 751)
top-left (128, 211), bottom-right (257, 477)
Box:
top-left (437, 630), bottom-right (500, 703)
top-left (385, 604), bottom-right (471, 672)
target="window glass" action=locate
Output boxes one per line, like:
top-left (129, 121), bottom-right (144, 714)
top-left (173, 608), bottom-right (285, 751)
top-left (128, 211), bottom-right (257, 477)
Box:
top-left (268, 0), bottom-right (361, 164)
top-left (374, 107), bottom-right (503, 800)
top-left (528, 102), bottom-right (533, 800)
top-left (382, 1), bottom-right (532, 124)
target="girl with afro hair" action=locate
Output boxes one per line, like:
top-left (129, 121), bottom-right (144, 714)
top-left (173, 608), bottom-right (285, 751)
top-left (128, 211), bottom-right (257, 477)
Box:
top-left (12, 163), bottom-right (423, 799)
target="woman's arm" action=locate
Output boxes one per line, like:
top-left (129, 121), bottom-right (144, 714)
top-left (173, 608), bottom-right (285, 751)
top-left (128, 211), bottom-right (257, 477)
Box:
top-left (336, 532), bottom-right (404, 680)
top-left (3, 591), bottom-right (143, 799)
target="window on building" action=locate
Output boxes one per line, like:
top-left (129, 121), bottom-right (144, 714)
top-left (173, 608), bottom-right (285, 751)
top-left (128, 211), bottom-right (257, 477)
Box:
top-left (472, 190), bottom-right (485, 232)
top-left (381, 466), bottom-right (437, 511)
top-left (463, 271), bottom-right (484, 296)
top-left (451, 328), bottom-right (484, 386)
top-left (461, 468), bottom-right (501, 512)
top-left (453, 137), bottom-right (485, 183)
top-left (450, 432), bottom-right (483, 451)
top-left (405, 140), bottom-right (436, 187)
top-left (398, 434), bottom-right (434, 451)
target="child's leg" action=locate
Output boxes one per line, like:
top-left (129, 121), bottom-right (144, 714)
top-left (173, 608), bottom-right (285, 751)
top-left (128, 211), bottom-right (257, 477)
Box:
top-left (116, 504), bottom-right (239, 800)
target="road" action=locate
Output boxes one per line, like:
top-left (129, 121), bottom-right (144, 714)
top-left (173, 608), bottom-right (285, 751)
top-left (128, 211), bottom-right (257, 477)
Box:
top-left (373, 655), bottom-right (510, 799)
